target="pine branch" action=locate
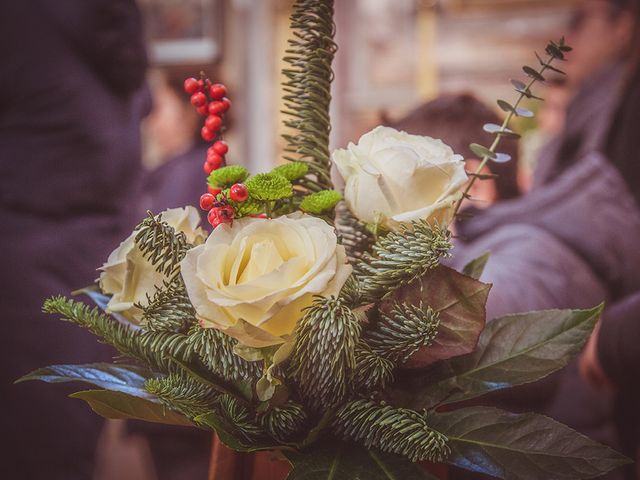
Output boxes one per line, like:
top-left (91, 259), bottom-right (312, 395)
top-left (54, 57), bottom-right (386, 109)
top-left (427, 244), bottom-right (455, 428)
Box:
top-left (134, 211), bottom-right (193, 277)
top-left (186, 326), bottom-right (262, 382)
top-left (139, 278), bottom-right (196, 333)
top-left (356, 222), bottom-right (451, 303)
top-left (43, 296), bottom-right (192, 373)
top-left (216, 393), bottom-right (265, 443)
top-left (281, 0), bottom-right (336, 192)
top-left (145, 372), bottom-right (218, 419)
top-left (260, 401), bottom-right (308, 442)
top-left (335, 202), bottom-right (375, 266)
top-left (352, 343), bottom-right (395, 394)
top-left (289, 296), bottom-right (362, 410)
top-left (364, 303), bottom-right (440, 364)
top-left (333, 399), bottom-right (450, 463)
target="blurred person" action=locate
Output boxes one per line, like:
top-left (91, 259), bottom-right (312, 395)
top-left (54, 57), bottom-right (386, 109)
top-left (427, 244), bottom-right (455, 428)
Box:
top-left (0, 1), bottom-right (149, 478)
top-left (387, 93), bottom-right (521, 209)
top-left (534, 0), bottom-right (638, 188)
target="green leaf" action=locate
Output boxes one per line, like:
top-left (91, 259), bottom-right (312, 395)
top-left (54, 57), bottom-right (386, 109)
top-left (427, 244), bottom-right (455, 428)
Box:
top-left (195, 411), bottom-right (281, 452)
top-left (493, 153), bottom-right (512, 163)
top-left (462, 251), bottom-right (490, 280)
top-left (383, 265), bottom-right (491, 367)
top-left (431, 406), bottom-right (630, 480)
top-left (285, 440), bottom-right (438, 480)
top-left (469, 143), bottom-right (497, 160)
top-left (482, 124), bottom-right (520, 139)
top-left (545, 43), bottom-right (565, 60)
top-left (522, 65), bottom-right (545, 82)
top-left (496, 100), bottom-right (515, 114)
top-left (70, 389), bottom-right (193, 426)
top-left (16, 363), bottom-right (154, 400)
top-left (405, 305), bottom-right (603, 410)
top-left (515, 107), bottom-right (534, 118)
top-left (510, 79), bottom-right (527, 90)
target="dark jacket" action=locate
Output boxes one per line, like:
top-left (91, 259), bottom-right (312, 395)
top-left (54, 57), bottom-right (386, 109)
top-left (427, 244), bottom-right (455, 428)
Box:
top-left (0, 1), bottom-right (149, 478)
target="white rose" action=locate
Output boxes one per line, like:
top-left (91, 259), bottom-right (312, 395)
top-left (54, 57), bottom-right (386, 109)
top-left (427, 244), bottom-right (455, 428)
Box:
top-left (99, 207), bottom-right (207, 322)
top-left (333, 126), bottom-right (468, 229)
top-left (180, 213), bottom-right (352, 348)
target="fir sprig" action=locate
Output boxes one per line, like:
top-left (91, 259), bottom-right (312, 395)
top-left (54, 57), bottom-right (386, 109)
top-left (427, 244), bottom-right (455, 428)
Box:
top-left (352, 343), bottom-right (395, 394)
top-left (145, 372), bottom-right (218, 419)
top-left (365, 303), bottom-right (440, 364)
top-left (289, 296), bottom-right (362, 410)
top-left (333, 399), bottom-right (450, 463)
top-left (134, 212), bottom-right (193, 277)
top-left (260, 401), bottom-right (308, 442)
top-left (281, 0), bottom-right (337, 192)
top-left (216, 393), bottom-right (265, 443)
top-left (335, 202), bottom-right (375, 266)
top-left (356, 222), bottom-right (451, 303)
top-left (43, 296), bottom-right (191, 373)
top-left (139, 278), bottom-right (195, 333)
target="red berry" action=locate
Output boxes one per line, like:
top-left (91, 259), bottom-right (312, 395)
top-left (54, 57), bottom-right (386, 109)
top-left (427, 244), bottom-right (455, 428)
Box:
top-left (218, 205), bottom-right (235, 221)
top-left (221, 97), bottom-right (231, 112)
top-left (208, 186), bottom-right (222, 196)
top-left (199, 193), bottom-right (216, 210)
top-left (208, 101), bottom-right (225, 115)
top-left (184, 77), bottom-right (200, 94)
top-left (208, 209), bottom-right (223, 228)
top-left (201, 126), bottom-right (216, 141)
top-left (191, 92), bottom-right (207, 107)
top-left (205, 115), bottom-right (222, 132)
top-left (212, 140), bottom-right (229, 155)
top-left (209, 83), bottom-right (227, 100)
top-left (203, 161), bottom-right (216, 174)
top-left (196, 105), bottom-right (209, 116)
top-left (229, 183), bottom-right (249, 202)
top-left (206, 151), bottom-right (224, 170)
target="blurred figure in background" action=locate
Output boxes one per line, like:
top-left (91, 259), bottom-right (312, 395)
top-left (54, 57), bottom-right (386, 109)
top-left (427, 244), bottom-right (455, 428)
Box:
top-left (387, 93), bottom-right (520, 209)
top-left (0, 1), bottom-right (149, 478)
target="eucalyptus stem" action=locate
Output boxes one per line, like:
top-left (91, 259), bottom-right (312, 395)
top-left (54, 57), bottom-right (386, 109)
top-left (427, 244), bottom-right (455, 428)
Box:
top-left (450, 45), bottom-right (564, 223)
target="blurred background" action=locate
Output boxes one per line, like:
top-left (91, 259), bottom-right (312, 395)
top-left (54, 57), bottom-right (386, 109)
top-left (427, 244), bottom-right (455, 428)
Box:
top-left (2, 0), bottom-right (639, 479)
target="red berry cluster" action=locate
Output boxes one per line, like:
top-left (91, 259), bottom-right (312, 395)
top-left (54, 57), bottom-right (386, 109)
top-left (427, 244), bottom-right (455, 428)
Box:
top-left (185, 75), bottom-right (249, 228)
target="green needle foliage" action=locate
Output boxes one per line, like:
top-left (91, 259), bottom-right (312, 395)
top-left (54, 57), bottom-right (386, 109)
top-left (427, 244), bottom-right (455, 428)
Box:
top-left (334, 202), bottom-right (375, 268)
top-left (365, 303), bottom-right (440, 364)
top-left (145, 372), bottom-right (218, 419)
top-left (281, 0), bottom-right (337, 192)
top-left (134, 212), bottom-right (193, 277)
top-left (43, 296), bottom-right (191, 373)
top-left (289, 296), bottom-right (362, 410)
top-left (357, 221), bottom-right (451, 303)
top-left (140, 279), bottom-right (195, 333)
top-left (333, 399), bottom-right (450, 463)
top-left (186, 326), bottom-right (262, 382)
top-left (216, 393), bottom-right (265, 442)
top-left (352, 343), bottom-right (395, 394)
top-left (260, 401), bottom-right (308, 442)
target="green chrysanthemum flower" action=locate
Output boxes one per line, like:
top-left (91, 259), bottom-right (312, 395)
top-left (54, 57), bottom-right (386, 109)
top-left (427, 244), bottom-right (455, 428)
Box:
top-left (208, 166), bottom-right (250, 189)
top-left (300, 190), bottom-right (342, 214)
top-left (271, 162), bottom-right (309, 181)
top-left (245, 173), bottom-right (293, 201)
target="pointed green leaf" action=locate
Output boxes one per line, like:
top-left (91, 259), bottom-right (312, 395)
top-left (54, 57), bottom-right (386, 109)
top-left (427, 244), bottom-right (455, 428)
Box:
top-left (70, 389), bottom-right (193, 426)
top-left (469, 143), bottom-right (497, 160)
top-left (17, 363), bottom-right (154, 399)
top-left (545, 63), bottom-right (567, 75)
top-left (462, 252), bottom-right (490, 280)
top-left (404, 305), bottom-right (603, 409)
top-left (195, 411), bottom-right (282, 452)
top-left (384, 266), bottom-right (491, 367)
top-left (523, 66), bottom-right (545, 82)
top-left (285, 441), bottom-right (437, 480)
top-left (431, 406), bottom-right (630, 480)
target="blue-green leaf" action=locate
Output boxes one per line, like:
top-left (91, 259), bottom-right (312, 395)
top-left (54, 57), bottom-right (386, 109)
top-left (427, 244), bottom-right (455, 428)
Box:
top-left (462, 252), bottom-right (490, 280)
top-left (16, 363), bottom-right (154, 400)
top-left (431, 406), bottom-right (629, 480)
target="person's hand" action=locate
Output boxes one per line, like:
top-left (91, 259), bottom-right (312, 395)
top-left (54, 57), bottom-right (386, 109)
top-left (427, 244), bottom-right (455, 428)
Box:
top-left (579, 322), bottom-right (614, 391)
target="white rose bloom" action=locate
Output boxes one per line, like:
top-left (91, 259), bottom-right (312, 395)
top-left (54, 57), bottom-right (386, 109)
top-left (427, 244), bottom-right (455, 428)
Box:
top-left (180, 213), bottom-right (352, 348)
top-left (99, 207), bottom-right (207, 322)
top-left (333, 126), bottom-right (468, 230)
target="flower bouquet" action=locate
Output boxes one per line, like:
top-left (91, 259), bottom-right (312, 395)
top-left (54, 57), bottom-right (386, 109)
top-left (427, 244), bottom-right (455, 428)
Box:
top-left (19, 1), bottom-right (630, 478)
